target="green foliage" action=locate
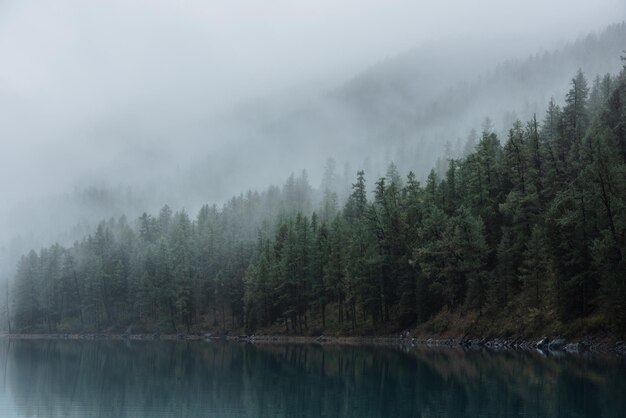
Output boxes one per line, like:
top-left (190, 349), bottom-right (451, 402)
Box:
top-left (9, 66), bottom-right (626, 336)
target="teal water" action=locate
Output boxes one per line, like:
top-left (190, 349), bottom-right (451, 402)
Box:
top-left (0, 340), bottom-right (624, 417)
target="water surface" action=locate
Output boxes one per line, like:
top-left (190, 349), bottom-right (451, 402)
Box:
top-left (0, 339), bottom-right (624, 417)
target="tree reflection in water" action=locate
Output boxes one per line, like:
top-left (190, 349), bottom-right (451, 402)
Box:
top-left (0, 340), bottom-right (624, 417)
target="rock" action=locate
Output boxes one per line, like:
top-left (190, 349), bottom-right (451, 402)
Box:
top-left (489, 339), bottom-right (508, 351)
top-left (579, 340), bottom-right (591, 351)
top-left (549, 338), bottom-right (567, 350)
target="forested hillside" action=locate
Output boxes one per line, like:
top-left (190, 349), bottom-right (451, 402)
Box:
top-left (6, 62), bottom-right (626, 338)
top-left (2, 24), bottom-right (624, 300)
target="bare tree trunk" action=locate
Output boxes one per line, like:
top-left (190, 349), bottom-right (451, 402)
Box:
top-left (66, 257), bottom-right (84, 330)
top-left (5, 281), bottom-right (11, 334)
top-left (170, 305), bottom-right (178, 333)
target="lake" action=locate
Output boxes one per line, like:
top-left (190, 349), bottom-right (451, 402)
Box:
top-left (0, 339), bottom-right (624, 417)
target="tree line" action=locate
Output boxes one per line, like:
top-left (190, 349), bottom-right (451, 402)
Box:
top-left (8, 63), bottom-right (626, 336)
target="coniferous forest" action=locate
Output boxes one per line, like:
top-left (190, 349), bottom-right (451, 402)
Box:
top-left (8, 64), bottom-right (626, 338)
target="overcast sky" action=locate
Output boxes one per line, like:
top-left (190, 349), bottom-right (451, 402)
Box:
top-left (0, 0), bottom-right (625, 205)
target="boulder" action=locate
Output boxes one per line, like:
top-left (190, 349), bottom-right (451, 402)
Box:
top-left (535, 337), bottom-right (549, 348)
top-left (549, 338), bottom-right (567, 350)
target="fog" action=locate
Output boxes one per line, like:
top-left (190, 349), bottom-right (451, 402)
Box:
top-left (1, 0), bottom-right (626, 282)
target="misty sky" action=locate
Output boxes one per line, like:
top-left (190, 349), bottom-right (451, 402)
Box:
top-left (1, 0), bottom-right (625, 218)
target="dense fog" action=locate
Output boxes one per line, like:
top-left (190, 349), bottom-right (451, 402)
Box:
top-left (1, 0), bottom-right (626, 297)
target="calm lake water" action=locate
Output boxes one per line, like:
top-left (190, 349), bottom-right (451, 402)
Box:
top-left (0, 339), bottom-right (624, 417)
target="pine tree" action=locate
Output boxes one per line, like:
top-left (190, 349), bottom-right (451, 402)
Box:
top-left (519, 225), bottom-right (549, 309)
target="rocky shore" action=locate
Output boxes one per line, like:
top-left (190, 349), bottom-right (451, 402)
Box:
top-left (1, 332), bottom-right (623, 355)
top-left (423, 335), bottom-right (625, 355)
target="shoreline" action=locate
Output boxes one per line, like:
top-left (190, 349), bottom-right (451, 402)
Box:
top-left (1, 333), bottom-right (624, 355)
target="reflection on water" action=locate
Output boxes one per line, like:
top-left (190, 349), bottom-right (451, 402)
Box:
top-left (0, 339), bottom-right (624, 417)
